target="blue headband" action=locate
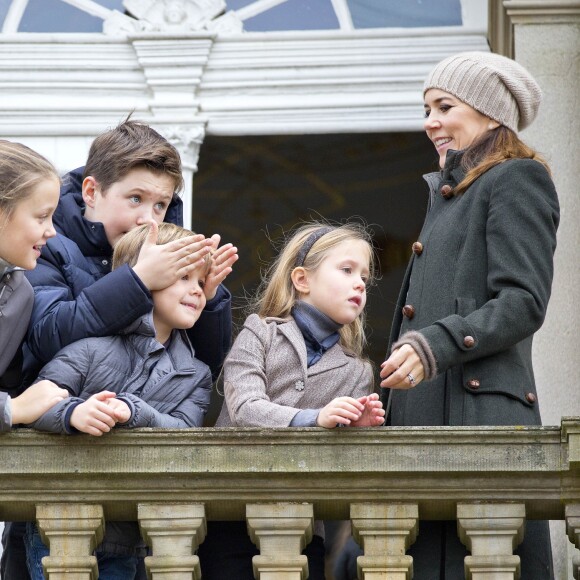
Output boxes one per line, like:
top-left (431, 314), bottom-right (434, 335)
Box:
top-left (294, 227), bottom-right (333, 267)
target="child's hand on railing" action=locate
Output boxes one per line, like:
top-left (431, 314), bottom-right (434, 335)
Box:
top-left (350, 393), bottom-right (385, 427)
top-left (106, 398), bottom-right (132, 424)
top-left (70, 391), bottom-right (118, 436)
top-left (317, 396), bottom-right (366, 428)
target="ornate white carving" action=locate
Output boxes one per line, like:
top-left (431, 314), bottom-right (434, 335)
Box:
top-left (161, 126), bottom-right (206, 172)
top-left (122, 0), bottom-right (226, 33)
top-left (102, 10), bottom-right (155, 35)
top-left (205, 11), bottom-right (244, 34)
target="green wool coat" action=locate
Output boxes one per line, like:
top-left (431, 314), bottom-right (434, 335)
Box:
top-left (385, 150), bottom-right (559, 579)
top-left (388, 150), bottom-right (559, 428)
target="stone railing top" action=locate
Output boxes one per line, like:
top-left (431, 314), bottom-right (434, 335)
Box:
top-left (0, 418), bottom-right (577, 522)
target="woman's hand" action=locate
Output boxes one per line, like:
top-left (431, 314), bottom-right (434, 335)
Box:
top-left (10, 380), bottom-right (69, 425)
top-left (380, 344), bottom-right (425, 389)
top-left (350, 393), bottom-right (385, 427)
top-left (203, 234), bottom-right (239, 300)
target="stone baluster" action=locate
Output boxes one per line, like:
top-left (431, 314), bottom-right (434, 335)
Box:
top-left (457, 503), bottom-right (525, 580)
top-left (36, 503), bottom-right (104, 580)
top-left (350, 503), bottom-right (418, 580)
top-left (566, 504), bottom-right (580, 579)
top-left (138, 503), bottom-right (206, 580)
top-left (246, 502), bottom-right (314, 579)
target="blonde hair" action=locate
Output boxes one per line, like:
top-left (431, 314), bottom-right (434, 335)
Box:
top-left (454, 126), bottom-right (550, 195)
top-left (112, 222), bottom-right (210, 276)
top-left (255, 221), bottom-right (376, 357)
top-left (0, 140), bottom-right (59, 219)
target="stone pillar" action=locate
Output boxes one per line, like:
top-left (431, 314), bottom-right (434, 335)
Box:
top-left (138, 503), bottom-right (206, 580)
top-left (490, 4), bottom-right (580, 576)
top-left (36, 503), bottom-right (104, 580)
top-left (350, 503), bottom-right (418, 580)
top-left (246, 503), bottom-right (314, 580)
top-left (457, 503), bottom-right (525, 580)
top-left (566, 505), bottom-right (580, 579)
top-left (158, 125), bottom-right (206, 230)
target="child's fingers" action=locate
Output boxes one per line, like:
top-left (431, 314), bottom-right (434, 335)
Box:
top-left (142, 220), bottom-right (159, 248)
top-left (208, 233), bottom-right (221, 250)
top-left (211, 243), bottom-right (235, 259)
top-left (172, 238), bottom-right (211, 261)
top-left (93, 390), bottom-right (117, 401)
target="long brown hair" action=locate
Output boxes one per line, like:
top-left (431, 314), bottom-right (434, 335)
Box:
top-left (454, 126), bottom-right (550, 195)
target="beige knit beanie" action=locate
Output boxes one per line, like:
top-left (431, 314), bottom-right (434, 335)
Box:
top-left (423, 51), bottom-right (542, 132)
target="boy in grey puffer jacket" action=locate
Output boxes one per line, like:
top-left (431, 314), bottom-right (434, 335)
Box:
top-left (25, 222), bottom-right (224, 579)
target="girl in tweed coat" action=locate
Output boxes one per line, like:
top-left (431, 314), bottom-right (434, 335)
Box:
top-left (198, 222), bottom-right (385, 580)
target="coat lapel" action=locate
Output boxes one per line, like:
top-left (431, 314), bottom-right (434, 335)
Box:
top-left (278, 320), bottom-right (308, 374)
top-left (306, 343), bottom-right (349, 377)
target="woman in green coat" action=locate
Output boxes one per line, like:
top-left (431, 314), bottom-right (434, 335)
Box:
top-left (380, 52), bottom-right (559, 578)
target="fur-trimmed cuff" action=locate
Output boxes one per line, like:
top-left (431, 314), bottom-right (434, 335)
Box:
top-left (392, 331), bottom-right (438, 381)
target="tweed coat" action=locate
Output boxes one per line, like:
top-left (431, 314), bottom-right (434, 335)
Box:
top-left (387, 150), bottom-right (559, 428)
top-left (216, 313), bottom-right (373, 427)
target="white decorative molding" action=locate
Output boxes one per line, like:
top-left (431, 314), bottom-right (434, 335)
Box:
top-left (0, 29), bottom-right (489, 138)
top-left (122, 0), bottom-right (226, 33)
top-left (198, 30), bottom-right (489, 135)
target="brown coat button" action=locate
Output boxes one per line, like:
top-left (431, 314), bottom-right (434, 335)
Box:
top-left (412, 241), bottom-right (423, 255)
top-left (463, 336), bottom-right (475, 348)
top-left (467, 379), bottom-right (480, 390)
top-left (402, 305), bottom-right (415, 319)
top-left (525, 392), bottom-right (537, 403)
top-left (440, 184), bottom-right (453, 198)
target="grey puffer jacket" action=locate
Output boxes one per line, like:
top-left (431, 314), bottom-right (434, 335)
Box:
top-left (32, 313), bottom-right (212, 434)
top-left (0, 259), bottom-right (34, 431)
top-left (30, 312), bottom-right (212, 557)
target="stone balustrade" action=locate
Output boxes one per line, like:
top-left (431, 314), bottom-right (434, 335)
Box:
top-left (0, 418), bottom-right (578, 579)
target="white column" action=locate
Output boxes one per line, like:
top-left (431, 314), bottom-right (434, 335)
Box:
top-left (36, 503), bottom-right (104, 580)
top-left (157, 125), bottom-right (206, 230)
top-left (457, 503), bottom-right (525, 580)
top-left (138, 503), bottom-right (206, 580)
top-left (350, 503), bottom-right (418, 580)
top-left (498, 4), bottom-right (580, 577)
top-left (246, 503), bottom-right (314, 580)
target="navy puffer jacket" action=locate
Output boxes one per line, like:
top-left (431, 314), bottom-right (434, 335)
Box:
top-left (23, 167), bottom-right (232, 385)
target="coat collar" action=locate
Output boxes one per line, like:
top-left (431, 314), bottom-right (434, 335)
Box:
top-left (423, 149), bottom-right (467, 207)
top-left (120, 311), bottom-right (194, 367)
top-left (274, 317), bottom-right (350, 377)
